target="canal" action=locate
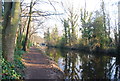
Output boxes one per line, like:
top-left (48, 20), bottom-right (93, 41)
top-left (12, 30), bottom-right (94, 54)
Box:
top-left (45, 47), bottom-right (120, 79)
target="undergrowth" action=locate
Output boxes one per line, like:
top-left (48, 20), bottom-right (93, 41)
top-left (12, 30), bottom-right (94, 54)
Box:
top-left (2, 50), bottom-right (25, 79)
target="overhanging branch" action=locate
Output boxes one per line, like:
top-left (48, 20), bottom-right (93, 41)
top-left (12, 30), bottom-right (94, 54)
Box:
top-left (21, 13), bottom-right (63, 17)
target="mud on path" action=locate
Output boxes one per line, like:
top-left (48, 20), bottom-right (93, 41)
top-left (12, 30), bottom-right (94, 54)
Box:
top-left (22, 47), bottom-right (64, 79)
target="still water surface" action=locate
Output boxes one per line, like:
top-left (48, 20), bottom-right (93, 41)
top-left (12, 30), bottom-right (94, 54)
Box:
top-left (45, 48), bottom-right (120, 79)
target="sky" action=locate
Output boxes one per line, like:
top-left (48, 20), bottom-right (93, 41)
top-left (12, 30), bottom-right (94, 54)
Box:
top-left (22, 0), bottom-right (120, 38)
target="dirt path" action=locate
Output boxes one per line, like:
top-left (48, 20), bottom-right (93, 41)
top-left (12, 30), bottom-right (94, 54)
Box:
top-left (22, 47), bottom-right (64, 79)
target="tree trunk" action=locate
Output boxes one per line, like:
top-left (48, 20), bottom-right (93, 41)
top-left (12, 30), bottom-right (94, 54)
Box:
top-left (64, 20), bottom-right (68, 44)
top-left (2, 1), bottom-right (20, 62)
top-left (22, 0), bottom-right (33, 51)
top-left (0, 0), bottom-right (2, 63)
top-left (0, 0), bottom-right (2, 19)
top-left (101, 0), bottom-right (107, 37)
top-left (118, 1), bottom-right (120, 53)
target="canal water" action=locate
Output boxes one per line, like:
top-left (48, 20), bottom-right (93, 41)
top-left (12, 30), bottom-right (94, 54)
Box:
top-left (45, 47), bottom-right (120, 79)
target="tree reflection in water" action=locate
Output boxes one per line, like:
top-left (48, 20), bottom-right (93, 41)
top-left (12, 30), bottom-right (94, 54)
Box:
top-left (115, 56), bottom-right (120, 79)
top-left (45, 48), bottom-right (120, 79)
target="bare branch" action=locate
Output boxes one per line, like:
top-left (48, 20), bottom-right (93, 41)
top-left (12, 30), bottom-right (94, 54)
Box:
top-left (48, 0), bottom-right (57, 12)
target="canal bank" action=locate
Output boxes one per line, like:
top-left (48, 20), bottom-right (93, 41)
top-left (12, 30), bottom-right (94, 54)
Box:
top-left (45, 47), bottom-right (120, 79)
top-left (46, 45), bottom-right (119, 57)
top-left (22, 47), bottom-right (64, 79)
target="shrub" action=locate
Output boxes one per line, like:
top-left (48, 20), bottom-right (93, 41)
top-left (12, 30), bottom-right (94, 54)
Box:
top-left (2, 58), bottom-right (21, 79)
top-left (2, 50), bottom-right (25, 79)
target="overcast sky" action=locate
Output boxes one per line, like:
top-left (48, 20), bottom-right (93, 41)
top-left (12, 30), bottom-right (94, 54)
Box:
top-left (22, 0), bottom-right (119, 38)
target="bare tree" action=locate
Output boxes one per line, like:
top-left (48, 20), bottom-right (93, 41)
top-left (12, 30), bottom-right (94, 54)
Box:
top-left (22, 0), bottom-right (33, 51)
top-left (21, 0), bottom-right (62, 51)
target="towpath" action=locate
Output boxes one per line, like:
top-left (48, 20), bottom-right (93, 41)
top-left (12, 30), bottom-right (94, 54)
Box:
top-left (22, 47), bottom-right (64, 80)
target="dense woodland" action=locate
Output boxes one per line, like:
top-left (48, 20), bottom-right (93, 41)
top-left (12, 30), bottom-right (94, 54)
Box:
top-left (0, 0), bottom-right (120, 79)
